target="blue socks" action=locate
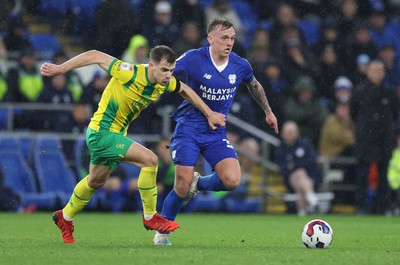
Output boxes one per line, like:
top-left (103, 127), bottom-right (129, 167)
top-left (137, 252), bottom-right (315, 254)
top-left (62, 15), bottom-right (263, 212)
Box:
top-left (161, 172), bottom-right (228, 221)
top-left (197, 172), bottom-right (228, 191)
top-left (161, 189), bottom-right (184, 221)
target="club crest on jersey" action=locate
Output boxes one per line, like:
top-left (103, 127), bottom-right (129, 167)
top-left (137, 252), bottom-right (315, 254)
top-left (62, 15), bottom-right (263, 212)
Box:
top-left (119, 62), bottom-right (133, 71)
top-left (228, 74), bottom-right (236, 84)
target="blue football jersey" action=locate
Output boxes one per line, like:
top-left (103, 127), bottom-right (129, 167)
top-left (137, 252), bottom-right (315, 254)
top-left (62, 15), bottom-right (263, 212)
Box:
top-left (171, 46), bottom-right (254, 128)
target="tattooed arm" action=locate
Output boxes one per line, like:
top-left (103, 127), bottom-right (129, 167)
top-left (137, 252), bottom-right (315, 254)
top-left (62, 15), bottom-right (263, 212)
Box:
top-left (244, 77), bottom-right (279, 134)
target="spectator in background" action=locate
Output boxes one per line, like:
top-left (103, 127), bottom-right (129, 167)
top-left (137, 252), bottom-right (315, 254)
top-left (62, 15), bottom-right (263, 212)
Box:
top-left (3, 17), bottom-right (32, 55)
top-left (6, 48), bottom-right (43, 103)
top-left (80, 71), bottom-right (110, 115)
top-left (319, 101), bottom-right (355, 158)
top-left (55, 102), bottom-right (91, 165)
top-left (233, 137), bottom-right (262, 200)
top-left (352, 53), bottom-right (370, 84)
top-left (36, 74), bottom-right (73, 131)
top-left (377, 44), bottom-right (400, 89)
top-left (51, 50), bottom-right (84, 102)
top-left (283, 75), bottom-right (329, 146)
top-left (143, 1), bottom-right (180, 47)
top-left (317, 44), bottom-right (346, 102)
top-left (343, 22), bottom-right (378, 80)
top-left (351, 60), bottom-right (399, 214)
top-left (205, 0), bottom-right (245, 42)
top-left (269, 2), bottom-right (306, 55)
top-left (6, 48), bottom-right (43, 130)
top-left (331, 76), bottom-right (353, 110)
top-left (247, 27), bottom-right (271, 77)
top-left (258, 60), bottom-right (287, 124)
top-left (313, 16), bottom-right (342, 58)
top-left (280, 37), bottom-right (320, 86)
top-left (368, 8), bottom-right (399, 52)
top-left (336, 0), bottom-right (363, 46)
top-left (121, 34), bottom-right (150, 65)
top-left (0, 36), bottom-right (7, 61)
top-left (274, 121), bottom-right (320, 216)
top-left (173, 0), bottom-right (206, 36)
top-left (94, 0), bottom-right (136, 57)
top-left (0, 70), bottom-right (7, 102)
top-left (173, 21), bottom-right (203, 57)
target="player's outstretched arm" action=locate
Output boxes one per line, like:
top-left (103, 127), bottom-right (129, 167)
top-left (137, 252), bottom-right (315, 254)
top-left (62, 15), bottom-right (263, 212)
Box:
top-left (41, 50), bottom-right (115, 77)
top-left (178, 81), bottom-right (226, 130)
top-left (245, 77), bottom-right (279, 134)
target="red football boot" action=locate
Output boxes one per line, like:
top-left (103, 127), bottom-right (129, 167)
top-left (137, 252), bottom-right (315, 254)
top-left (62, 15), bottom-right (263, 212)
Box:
top-left (52, 210), bottom-right (75, 243)
top-left (143, 213), bottom-right (179, 233)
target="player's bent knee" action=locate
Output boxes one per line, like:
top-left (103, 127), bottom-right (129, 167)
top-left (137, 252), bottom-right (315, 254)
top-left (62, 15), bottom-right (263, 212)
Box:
top-left (174, 179), bottom-right (191, 197)
top-left (143, 154), bottom-right (158, 167)
top-left (223, 177), bottom-right (241, 190)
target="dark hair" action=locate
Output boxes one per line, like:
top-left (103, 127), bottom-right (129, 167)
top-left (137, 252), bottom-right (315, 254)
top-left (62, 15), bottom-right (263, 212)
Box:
top-left (207, 18), bottom-right (234, 34)
top-left (150, 45), bottom-right (176, 64)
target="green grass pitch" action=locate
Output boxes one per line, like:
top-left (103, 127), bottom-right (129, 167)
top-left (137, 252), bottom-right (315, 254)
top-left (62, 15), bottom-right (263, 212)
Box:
top-left (0, 213), bottom-right (399, 265)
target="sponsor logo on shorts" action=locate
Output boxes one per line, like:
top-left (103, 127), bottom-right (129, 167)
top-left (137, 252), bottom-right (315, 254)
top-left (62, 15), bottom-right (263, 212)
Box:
top-left (116, 144), bottom-right (126, 149)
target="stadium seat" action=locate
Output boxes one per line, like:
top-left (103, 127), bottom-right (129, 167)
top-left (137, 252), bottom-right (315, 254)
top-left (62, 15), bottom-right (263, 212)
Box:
top-left (71, 0), bottom-right (101, 35)
top-left (40, 0), bottom-right (68, 17)
top-left (0, 108), bottom-right (7, 130)
top-left (224, 197), bottom-right (262, 213)
top-left (34, 135), bottom-right (76, 204)
top-left (230, 0), bottom-right (259, 49)
top-left (29, 33), bottom-right (61, 59)
top-left (0, 135), bottom-right (58, 209)
top-left (74, 137), bottom-right (88, 180)
top-left (185, 192), bottom-right (226, 212)
top-left (40, 136), bottom-right (104, 210)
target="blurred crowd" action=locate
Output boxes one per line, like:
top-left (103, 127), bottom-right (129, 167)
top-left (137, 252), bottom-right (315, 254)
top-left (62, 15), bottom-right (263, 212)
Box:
top-left (1, 0), bottom-right (400, 215)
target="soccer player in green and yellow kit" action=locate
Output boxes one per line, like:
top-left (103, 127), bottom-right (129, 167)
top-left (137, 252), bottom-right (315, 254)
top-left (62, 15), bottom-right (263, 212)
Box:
top-left (41, 45), bottom-right (226, 244)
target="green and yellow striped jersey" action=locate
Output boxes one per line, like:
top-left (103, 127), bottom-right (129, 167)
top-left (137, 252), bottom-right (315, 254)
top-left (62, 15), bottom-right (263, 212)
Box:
top-left (88, 59), bottom-right (179, 135)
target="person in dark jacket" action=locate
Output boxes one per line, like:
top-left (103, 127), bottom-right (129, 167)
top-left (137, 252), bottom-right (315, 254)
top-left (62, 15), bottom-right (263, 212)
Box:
top-left (351, 60), bottom-right (399, 214)
top-left (274, 121), bottom-right (320, 216)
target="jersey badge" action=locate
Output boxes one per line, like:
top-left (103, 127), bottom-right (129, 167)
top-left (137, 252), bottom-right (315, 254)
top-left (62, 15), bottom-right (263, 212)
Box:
top-left (228, 74), bottom-right (237, 84)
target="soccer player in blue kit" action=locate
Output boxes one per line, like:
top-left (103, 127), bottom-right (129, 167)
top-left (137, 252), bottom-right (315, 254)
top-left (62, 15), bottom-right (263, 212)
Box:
top-left (153, 18), bottom-right (279, 245)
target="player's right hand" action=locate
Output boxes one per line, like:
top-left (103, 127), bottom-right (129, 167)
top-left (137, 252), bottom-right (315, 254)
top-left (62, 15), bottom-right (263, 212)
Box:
top-left (41, 62), bottom-right (64, 77)
top-left (208, 112), bottom-right (226, 130)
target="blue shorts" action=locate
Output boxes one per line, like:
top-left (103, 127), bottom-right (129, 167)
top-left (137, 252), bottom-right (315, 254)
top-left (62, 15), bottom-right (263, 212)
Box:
top-left (169, 122), bottom-right (238, 168)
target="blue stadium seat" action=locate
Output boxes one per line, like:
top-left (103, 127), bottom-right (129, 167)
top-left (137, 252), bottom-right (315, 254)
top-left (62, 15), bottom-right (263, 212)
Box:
top-left (0, 135), bottom-right (58, 209)
top-left (40, 0), bottom-right (68, 16)
top-left (30, 34), bottom-right (61, 58)
top-left (33, 135), bottom-right (76, 205)
top-left (230, 0), bottom-right (259, 49)
top-left (0, 108), bottom-right (7, 130)
top-left (225, 197), bottom-right (262, 213)
top-left (39, 136), bottom-right (104, 210)
top-left (74, 137), bottom-right (88, 180)
top-left (185, 192), bottom-right (226, 212)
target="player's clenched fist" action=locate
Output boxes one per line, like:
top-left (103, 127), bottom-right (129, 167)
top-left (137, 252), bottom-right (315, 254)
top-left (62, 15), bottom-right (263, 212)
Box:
top-left (41, 62), bottom-right (64, 77)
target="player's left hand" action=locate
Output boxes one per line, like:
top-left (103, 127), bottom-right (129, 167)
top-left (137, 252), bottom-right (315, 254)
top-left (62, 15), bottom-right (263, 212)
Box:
top-left (41, 62), bottom-right (64, 77)
top-left (266, 111), bottom-right (279, 134)
top-left (208, 112), bottom-right (226, 130)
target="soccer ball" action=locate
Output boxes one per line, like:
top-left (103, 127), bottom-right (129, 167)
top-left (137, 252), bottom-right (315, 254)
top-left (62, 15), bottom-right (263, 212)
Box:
top-left (301, 219), bottom-right (333, 248)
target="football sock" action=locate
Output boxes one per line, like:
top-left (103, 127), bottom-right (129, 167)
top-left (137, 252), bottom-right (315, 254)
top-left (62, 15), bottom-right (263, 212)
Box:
top-left (197, 172), bottom-right (228, 191)
top-left (138, 166), bottom-right (158, 216)
top-left (161, 189), bottom-right (184, 221)
top-left (63, 176), bottom-right (96, 219)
